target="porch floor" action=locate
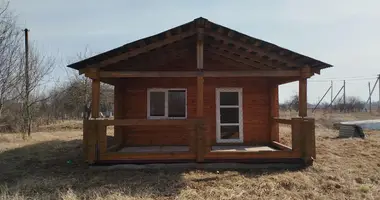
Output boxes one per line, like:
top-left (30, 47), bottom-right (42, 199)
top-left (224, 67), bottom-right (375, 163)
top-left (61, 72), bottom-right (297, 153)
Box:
top-left (211, 146), bottom-right (277, 152)
top-left (117, 145), bottom-right (277, 153)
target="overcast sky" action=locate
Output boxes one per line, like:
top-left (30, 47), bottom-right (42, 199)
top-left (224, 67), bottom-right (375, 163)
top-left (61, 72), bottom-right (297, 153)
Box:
top-left (9, 0), bottom-right (380, 103)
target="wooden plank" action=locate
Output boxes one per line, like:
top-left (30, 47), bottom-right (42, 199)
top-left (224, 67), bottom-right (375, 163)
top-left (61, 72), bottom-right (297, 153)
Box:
top-left (205, 49), bottom-right (262, 69)
top-left (86, 120), bottom-right (97, 164)
top-left (204, 150), bottom-right (301, 160)
top-left (271, 141), bottom-right (292, 151)
top-left (82, 68), bottom-right (99, 77)
top-left (99, 70), bottom-right (301, 78)
top-left (299, 78), bottom-right (307, 117)
top-left (301, 118), bottom-right (316, 162)
top-left (196, 76), bottom-right (204, 116)
top-left (99, 152), bottom-right (196, 161)
top-left (310, 119), bottom-right (316, 160)
top-left (274, 77), bottom-right (300, 85)
top-left (269, 85), bottom-right (279, 142)
top-left (107, 144), bottom-right (122, 152)
top-left (273, 117), bottom-right (292, 125)
top-left (189, 122), bottom-right (197, 153)
top-left (195, 120), bottom-right (205, 162)
top-left (196, 28), bottom-right (205, 161)
top-left (206, 44), bottom-right (276, 69)
top-left (291, 118), bottom-right (302, 153)
top-left (113, 83), bottom-right (124, 146)
top-left (83, 120), bottom-right (89, 161)
top-left (112, 39), bottom-right (194, 70)
top-left (91, 78), bottom-right (100, 118)
top-left (196, 74), bottom-right (205, 161)
top-left (205, 31), bottom-right (302, 68)
top-left (98, 119), bottom-right (198, 126)
top-left (197, 28), bottom-right (204, 69)
top-left (100, 71), bottom-right (200, 78)
top-left (90, 31), bottom-right (196, 69)
top-left (107, 49), bottom-right (191, 71)
top-left (97, 123), bottom-right (107, 154)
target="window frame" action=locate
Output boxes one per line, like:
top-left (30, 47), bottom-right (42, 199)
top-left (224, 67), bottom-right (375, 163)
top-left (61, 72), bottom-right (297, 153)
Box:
top-left (147, 88), bottom-right (187, 120)
top-left (216, 88), bottom-right (243, 143)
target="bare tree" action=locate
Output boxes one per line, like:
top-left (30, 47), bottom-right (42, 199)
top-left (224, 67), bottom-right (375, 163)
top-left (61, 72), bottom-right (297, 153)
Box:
top-left (345, 96), bottom-right (365, 112)
top-left (19, 46), bottom-right (54, 136)
top-left (282, 94), bottom-right (299, 111)
top-left (64, 48), bottom-right (94, 119)
top-left (0, 2), bottom-right (23, 119)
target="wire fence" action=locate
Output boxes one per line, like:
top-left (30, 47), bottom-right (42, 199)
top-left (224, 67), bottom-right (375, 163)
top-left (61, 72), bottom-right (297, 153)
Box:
top-left (280, 74), bottom-right (380, 113)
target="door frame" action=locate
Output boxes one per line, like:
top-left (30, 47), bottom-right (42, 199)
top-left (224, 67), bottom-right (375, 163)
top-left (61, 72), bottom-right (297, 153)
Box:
top-left (215, 88), bottom-right (243, 143)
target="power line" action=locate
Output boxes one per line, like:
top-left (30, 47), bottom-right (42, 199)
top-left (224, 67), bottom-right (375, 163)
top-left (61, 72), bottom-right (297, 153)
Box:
top-left (309, 77), bottom-right (377, 82)
top-left (311, 75), bottom-right (378, 80)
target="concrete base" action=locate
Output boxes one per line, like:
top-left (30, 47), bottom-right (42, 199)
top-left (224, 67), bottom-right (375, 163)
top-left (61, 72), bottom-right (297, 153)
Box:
top-left (90, 162), bottom-right (304, 171)
top-left (118, 145), bottom-right (277, 153)
top-left (336, 119), bottom-right (380, 130)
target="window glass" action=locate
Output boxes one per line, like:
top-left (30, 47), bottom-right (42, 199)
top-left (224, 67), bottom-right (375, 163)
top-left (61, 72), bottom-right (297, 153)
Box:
top-left (220, 92), bottom-right (239, 106)
top-left (220, 108), bottom-right (239, 123)
top-left (149, 91), bottom-right (165, 116)
top-left (221, 125), bottom-right (240, 139)
top-left (168, 90), bottom-right (186, 117)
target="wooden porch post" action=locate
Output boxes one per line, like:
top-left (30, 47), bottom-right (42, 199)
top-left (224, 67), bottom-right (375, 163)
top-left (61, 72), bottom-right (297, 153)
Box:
top-left (296, 66), bottom-right (316, 165)
top-left (269, 84), bottom-right (279, 142)
top-left (196, 27), bottom-right (205, 162)
top-left (298, 67), bottom-right (310, 117)
top-left (91, 69), bottom-right (100, 119)
top-left (114, 82), bottom-right (124, 146)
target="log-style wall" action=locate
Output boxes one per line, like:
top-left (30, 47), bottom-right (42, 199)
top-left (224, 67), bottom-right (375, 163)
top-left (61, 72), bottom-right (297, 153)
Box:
top-left (114, 77), bottom-right (274, 146)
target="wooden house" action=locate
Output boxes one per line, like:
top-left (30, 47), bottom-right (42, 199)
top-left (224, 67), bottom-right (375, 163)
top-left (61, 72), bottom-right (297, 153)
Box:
top-left (67, 17), bottom-right (332, 166)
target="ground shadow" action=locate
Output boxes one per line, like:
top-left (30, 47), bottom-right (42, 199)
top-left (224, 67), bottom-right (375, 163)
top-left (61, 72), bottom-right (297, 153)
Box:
top-left (0, 138), bottom-right (306, 199)
top-left (0, 138), bottom-right (188, 199)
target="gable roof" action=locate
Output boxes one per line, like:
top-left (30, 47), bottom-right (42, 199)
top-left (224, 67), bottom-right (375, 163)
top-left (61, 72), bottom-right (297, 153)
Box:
top-left (67, 17), bottom-right (332, 71)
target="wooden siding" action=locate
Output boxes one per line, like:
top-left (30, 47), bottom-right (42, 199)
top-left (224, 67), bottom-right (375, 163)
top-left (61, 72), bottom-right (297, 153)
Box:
top-left (111, 52), bottom-right (277, 146)
top-left (117, 76), bottom-right (271, 146)
top-left (121, 77), bottom-right (196, 145)
top-left (205, 77), bottom-right (270, 145)
top-left (103, 48), bottom-right (276, 72)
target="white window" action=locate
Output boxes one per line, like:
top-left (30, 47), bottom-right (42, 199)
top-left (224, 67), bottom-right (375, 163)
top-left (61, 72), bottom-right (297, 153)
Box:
top-left (216, 88), bottom-right (243, 143)
top-left (147, 88), bottom-right (187, 119)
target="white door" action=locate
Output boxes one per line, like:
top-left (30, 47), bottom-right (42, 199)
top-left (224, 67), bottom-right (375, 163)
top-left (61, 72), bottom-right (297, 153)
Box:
top-left (216, 88), bottom-right (243, 143)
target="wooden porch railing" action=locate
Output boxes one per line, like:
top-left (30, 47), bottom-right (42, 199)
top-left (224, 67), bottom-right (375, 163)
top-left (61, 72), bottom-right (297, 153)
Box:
top-left (272, 117), bottom-right (316, 164)
top-left (83, 118), bottom-right (315, 165)
top-left (83, 119), bottom-right (207, 164)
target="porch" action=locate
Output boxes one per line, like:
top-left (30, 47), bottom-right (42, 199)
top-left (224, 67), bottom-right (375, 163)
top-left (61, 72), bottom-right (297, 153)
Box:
top-left (83, 117), bottom-right (315, 165)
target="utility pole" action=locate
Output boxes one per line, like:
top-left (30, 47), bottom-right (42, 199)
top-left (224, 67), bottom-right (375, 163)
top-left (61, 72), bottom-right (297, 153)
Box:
top-left (327, 84), bottom-right (345, 109)
top-left (363, 77), bottom-right (379, 112)
top-left (343, 80), bottom-right (346, 112)
top-left (330, 80), bottom-right (333, 112)
top-left (368, 82), bottom-right (371, 113)
top-left (312, 86), bottom-right (332, 113)
top-left (378, 74), bottom-right (380, 112)
top-left (330, 81), bottom-right (333, 105)
top-left (23, 28), bottom-right (30, 136)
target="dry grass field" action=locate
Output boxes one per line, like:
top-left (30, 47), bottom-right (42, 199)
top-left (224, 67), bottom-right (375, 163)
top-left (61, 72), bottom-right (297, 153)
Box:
top-left (1, 113), bottom-right (380, 200)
